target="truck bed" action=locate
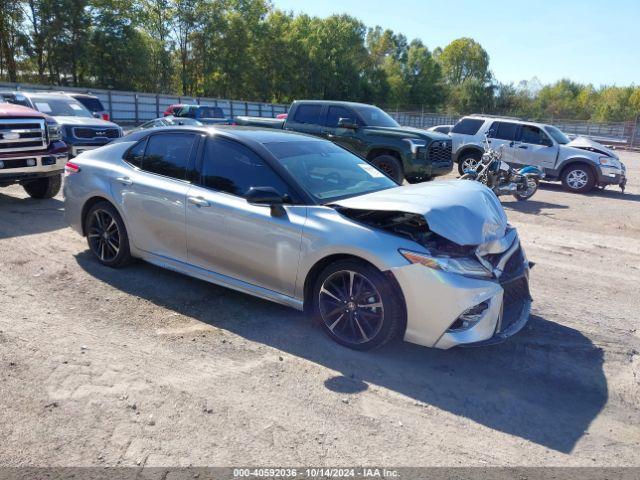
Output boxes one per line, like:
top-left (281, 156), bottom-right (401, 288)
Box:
top-left (234, 116), bottom-right (285, 129)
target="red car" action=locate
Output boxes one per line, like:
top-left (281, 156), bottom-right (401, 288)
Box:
top-left (163, 104), bottom-right (186, 117)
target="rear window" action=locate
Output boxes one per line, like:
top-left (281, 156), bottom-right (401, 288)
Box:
top-left (451, 118), bottom-right (484, 135)
top-left (292, 104), bottom-right (322, 125)
top-left (198, 107), bottom-right (225, 118)
top-left (142, 133), bottom-right (196, 180)
top-left (73, 96), bottom-right (104, 112)
top-left (490, 122), bottom-right (519, 141)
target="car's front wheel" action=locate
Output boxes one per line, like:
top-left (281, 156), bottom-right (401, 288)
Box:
top-left (84, 201), bottom-right (132, 268)
top-left (22, 174), bottom-right (62, 199)
top-left (562, 164), bottom-right (595, 193)
top-left (370, 155), bottom-right (404, 183)
top-left (313, 259), bottom-right (405, 350)
top-left (457, 152), bottom-right (483, 176)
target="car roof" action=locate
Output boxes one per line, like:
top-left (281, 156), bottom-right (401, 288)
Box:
top-left (121, 125), bottom-right (323, 145)
top-left (293, 100), bottom-right (382, 109)
top-left (466, 114), bottom-right (551, 129)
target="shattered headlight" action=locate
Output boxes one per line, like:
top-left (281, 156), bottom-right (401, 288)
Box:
top-left (399, 249), bottom-right (492, 278)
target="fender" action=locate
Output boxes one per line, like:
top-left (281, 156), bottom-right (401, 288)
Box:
top-left (454, 144), bottom-right (484, 163)
top-left (518, 166), bottom-right (545, 178)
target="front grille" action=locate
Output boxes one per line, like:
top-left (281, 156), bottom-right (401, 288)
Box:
top-left (500, 277), bottom-right (530, 332)
top-left (428, 140), bottom-right (452, 164)
top-left (73, 127), bottom-right (120, 139)
top-left (0, 118), bottom-right (47, 154)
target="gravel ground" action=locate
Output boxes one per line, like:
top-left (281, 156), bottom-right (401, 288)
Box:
top-left (0, 152), bottom-right (639, 467)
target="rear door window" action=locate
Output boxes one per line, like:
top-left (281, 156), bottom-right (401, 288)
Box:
top-left (451, 118), bottom-right (484, 135)
top-left (142, 133), bottom-right (196, 180)
top-left (125, 139), bottom-right (146, 168)
top-left (490, 122), bottom-right (519, 141)
top-left (292, 104), bottom-right (322, 125)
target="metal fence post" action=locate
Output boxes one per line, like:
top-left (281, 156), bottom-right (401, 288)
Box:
top-left (245, 102), bottom-right (248, 115)
top-left (271, 104), bottom-right (275, 117)
top-left (258, 103), bottom-right (262, 117)
top-left (155, 94), bottom-right (160, 117)
top-left (421, 106), bottom-right (424, 128)
top-left (230, 102), bottom-right (234, 118)
top-left (108, 90), bottom-right (113, 121)
top-left (134, 94), bottom-right (139, 124)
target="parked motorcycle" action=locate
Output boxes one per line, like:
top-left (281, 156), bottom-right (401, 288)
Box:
top-left (460, 137), bottom-right (545, 201)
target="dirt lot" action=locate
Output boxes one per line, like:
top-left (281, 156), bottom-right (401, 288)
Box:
top-left (1, 152), bottom-right (639, 467)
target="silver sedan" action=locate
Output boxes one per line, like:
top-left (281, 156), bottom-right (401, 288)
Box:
top-left (63, 126), bottom-right (532, 350)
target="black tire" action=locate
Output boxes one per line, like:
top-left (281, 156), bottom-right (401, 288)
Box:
top-left (513, 177), bottom-right (539, 201)
top-left (22, 174), bottom-right (62, 199)
top-left (561, 164), bottom-right (595, 193)
top-left (84, 201), bottom-right (132, 268)
top-left (370, 155), bottom-right (404, 183)
top-left (457, 151), bottom-right (483, 175)
top-left (313, 259), bottom-right (405, 350)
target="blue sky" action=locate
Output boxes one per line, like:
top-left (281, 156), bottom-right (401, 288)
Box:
top-left (272, 0), bottom-right (639, 87)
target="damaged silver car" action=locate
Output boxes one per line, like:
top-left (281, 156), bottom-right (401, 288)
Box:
top-left (64, 127), bottom-right (532, 350)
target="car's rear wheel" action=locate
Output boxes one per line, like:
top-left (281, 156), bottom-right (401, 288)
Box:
top-left (84, 201), bottom-right (132, 268)
top-left (457, 152), bottom-right (482, 175)
top-left (562, 164), bottom-right (595, 193)
top-left (370, 155), bottom-right (404, 183)
top-left (22, 174), bottom-right (62, 199)
top-left (313, 259), bottom-right (404, 350)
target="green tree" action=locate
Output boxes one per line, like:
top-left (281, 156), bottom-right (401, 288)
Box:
top-left (437, 37), bottom-right (490, 85)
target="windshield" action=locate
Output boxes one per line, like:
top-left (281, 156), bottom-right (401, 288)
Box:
top-left (354, 106), bottom-right (399, 128)
top-left (545, 125), bottom-right (570, 145)
top-left (264, 140), bottom-right (398, 202)
top-left (32, 97), bottom-right (93, 118)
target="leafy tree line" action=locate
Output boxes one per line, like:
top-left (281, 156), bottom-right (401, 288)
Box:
top-left (1, 0), bottom-right (639, 122)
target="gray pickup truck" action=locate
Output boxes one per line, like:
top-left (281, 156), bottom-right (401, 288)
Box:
top-left (235, 100), bottom-right (452, 183)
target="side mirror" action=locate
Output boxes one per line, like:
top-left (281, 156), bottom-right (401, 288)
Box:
top-left (486, 129), bottom-right (496, 138)
top-left (337, 117), bottom-right (358, 129)
top-left (245, 186), bottom-right (284, 206)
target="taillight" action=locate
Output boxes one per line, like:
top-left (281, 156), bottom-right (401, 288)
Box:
top-left (101, 113), bottom-right (110, 121)
top-left (65, 162), bottom-right (81, 175)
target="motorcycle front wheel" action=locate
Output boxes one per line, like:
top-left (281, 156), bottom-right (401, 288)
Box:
top-left (513, 177), bottom-right (539, 201)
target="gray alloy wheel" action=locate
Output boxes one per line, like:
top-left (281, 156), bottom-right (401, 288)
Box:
top-left (318, 270), bottom-right (385, 346)
top-left (84, 201), bottom-right (132, 267)
top-left (457, 152), bottom-right (482, 175)
top-left (88, 209), bottom-right (121, 263)
top-left (562, 164), bottom-right (595, 193)
top-left (313, 259), bottom-right (405, 350)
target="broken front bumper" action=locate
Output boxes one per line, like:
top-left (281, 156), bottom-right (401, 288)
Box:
top-left (390, 231), bottom-right (531, 349)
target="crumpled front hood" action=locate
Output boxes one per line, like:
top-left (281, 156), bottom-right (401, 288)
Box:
top-left (53, 116), bottom-right (119, 127)
top-left (566, 136), bottom-right (617, 158)
top-left (334, 180), bottom-right (508, 246)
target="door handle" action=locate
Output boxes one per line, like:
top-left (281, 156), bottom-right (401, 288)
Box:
top-left (518, 145), bottom-right (528, 149)
top-left (508, 141), bottom-right (515, 147)
top-left (116, 176), bottom-right (133, 186)
top-left (187, 196), bottom-right (210, 207)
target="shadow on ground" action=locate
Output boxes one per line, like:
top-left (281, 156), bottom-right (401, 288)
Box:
top-left (76, 252), bottom-right (608, 454)
top-left (539, 182), bottom-right (640, 202)
top-left (0, 192), bottom-right (66, 239)
top-left (502, 198), bottom-right (569, 215)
